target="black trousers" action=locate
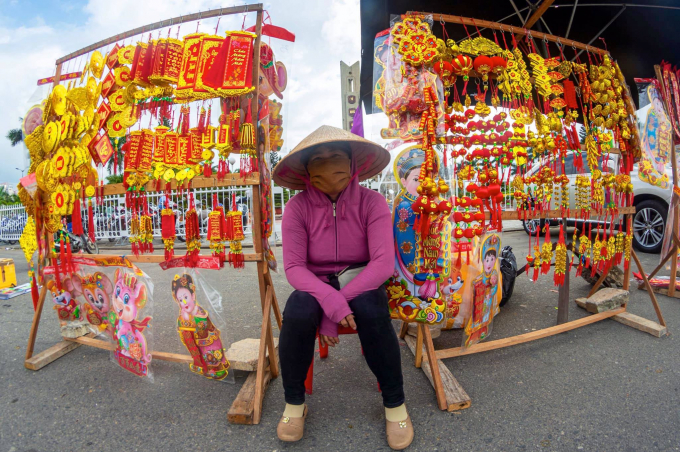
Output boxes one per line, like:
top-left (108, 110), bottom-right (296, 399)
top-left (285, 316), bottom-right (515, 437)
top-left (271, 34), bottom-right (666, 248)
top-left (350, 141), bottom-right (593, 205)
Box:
top-left (279, 285), bottom-right (405, 408)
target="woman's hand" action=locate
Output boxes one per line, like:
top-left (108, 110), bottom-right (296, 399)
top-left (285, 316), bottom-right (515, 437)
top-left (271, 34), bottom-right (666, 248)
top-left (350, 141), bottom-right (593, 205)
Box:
top-left (340, 314), bottom-right (356, 330)
top-left (321, 335), bottom-right (339, 347)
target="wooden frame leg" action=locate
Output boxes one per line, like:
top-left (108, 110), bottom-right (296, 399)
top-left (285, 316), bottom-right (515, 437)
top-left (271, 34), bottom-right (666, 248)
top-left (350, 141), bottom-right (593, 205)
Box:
top-left (587, 264), bottom-right (611, 298)
top-left (414, 324), bottom-right (424, 368)
top-left (398, 321), bottom-right (408, 339)
top-left (632, 250), bottom-right (667, 327)
top-left (421, 324), bottom-right (448, 411)
top-left (253, 285), bottom-right (274, 425)
top-left (25, 284), bottom-right (47, 361)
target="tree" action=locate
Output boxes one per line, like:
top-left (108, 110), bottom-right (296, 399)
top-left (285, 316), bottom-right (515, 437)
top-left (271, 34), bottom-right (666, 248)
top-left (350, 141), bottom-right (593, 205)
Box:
top-left (578, 126), bottom-right (587, 144)
top-left (270, 150), bottom-right (281, 168)
top-left (0, 186), bottom-right (20, 205)
top-left (6, 117), bottom-right (24, 147)
top-left (106, 136), bottom-right (126, 175)
top-left (6, 128), bottom-right (23, 147)
top-left (105, 174), bottom-right (124, 185)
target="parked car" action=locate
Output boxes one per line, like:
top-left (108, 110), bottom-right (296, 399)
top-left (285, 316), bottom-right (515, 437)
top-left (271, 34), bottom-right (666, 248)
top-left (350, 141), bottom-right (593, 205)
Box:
top-left (521, 151), bottom-right (672, 253)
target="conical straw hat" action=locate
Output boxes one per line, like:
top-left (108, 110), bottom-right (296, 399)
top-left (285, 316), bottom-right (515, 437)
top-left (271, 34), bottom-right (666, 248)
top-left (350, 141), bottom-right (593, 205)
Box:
top-left (272, 125), bottom-right (390, 190)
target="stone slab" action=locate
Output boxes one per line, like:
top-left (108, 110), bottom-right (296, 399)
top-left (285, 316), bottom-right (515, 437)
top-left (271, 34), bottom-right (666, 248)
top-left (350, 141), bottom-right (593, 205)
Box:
top-left (226, 337), bottom-right (278, 372)
top-left (407, 322), bottom-right (442, 339)
top-left (576, 288), bottom-right (629, 314)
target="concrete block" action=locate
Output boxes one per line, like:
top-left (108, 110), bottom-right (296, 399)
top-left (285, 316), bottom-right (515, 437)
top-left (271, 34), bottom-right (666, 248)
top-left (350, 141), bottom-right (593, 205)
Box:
top-left (582, 288), bottom-right (629, 314)
top-left (226, 338), bottom-right (278, 372)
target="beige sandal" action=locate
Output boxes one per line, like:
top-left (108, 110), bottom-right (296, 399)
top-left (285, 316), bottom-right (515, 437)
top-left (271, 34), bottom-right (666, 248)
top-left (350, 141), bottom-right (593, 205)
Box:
top-left (386, 414), bottom-right (414, 450)
top-left (277, 405), bottom-right (308, 442)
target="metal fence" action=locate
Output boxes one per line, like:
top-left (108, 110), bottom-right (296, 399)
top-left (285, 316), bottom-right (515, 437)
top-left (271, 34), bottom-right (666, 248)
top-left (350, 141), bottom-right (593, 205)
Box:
top-left (0, 186), bottom-right (256, 244)
top-left (0, 204), bottom-right (26, 243)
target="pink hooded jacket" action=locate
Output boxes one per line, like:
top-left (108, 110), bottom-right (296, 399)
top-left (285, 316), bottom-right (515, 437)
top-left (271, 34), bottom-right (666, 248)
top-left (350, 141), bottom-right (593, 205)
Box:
top-left (281, 155), bottom-right (394, 337)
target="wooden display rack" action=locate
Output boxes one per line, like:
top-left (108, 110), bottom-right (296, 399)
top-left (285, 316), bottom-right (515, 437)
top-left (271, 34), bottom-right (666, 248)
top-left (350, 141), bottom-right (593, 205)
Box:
top-left (635, 65), bottom-right (680, 300)
top-left (23, 4), bottom-right (282, 425)
top-left (393, 12), bottom-right (669, 412)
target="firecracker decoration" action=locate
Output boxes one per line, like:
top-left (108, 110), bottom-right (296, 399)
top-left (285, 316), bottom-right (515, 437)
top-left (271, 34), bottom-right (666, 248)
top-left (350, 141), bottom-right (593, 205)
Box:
top-left (541, 226), bottom-right (553, 275)
top-left (239, 102), bottom-right (257, 177)
top-left (207, 194), bottom-right (227, 265)
top-left (161, 205), bottom-right (176, 261)
top-left (130, 214), bottom-right (141, 256)
top-left (225, 195), bottom-right (245, 268)
top-left (184, 193), bottom-right (202, 265)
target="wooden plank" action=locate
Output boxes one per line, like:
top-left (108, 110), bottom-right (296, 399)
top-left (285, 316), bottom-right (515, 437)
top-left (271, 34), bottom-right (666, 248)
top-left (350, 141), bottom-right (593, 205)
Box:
top-left (227, 370), bottom-right (273, 425)
top-left (523, 0), bottom-right (555, 28)
top-left (638, 284), bottom-right (680, 299)
top-left (65, 335), bottom-right (273, 368)
top-left (101, 174), bottom-right (260, 196)
top-left (612, 311), bottom-right (667, 337)
top-left (93, 253), bottom-right (262, 263)
top-left (413, 12), bottom-right (608, 55)
top-left (632, 250), bottom-right (667, 327)
top-left (575, 297), bottom-right (665, 337)
top-left (25, 339), bottom-right (83, 371)
top-left (265, 270), bottom-right (282, 329)
top-left (436, 307), bottom-right (625, 360)
top-left (56, 4), bottom-right (264, 64)
top-left (25, 284), bottom-right (48, 361)
top-left (421, 322), bottom-right (448, 411)
top-left (403, 334), bottom-right (471, 412)
top-left (643, 245), bottom-right (675, 282)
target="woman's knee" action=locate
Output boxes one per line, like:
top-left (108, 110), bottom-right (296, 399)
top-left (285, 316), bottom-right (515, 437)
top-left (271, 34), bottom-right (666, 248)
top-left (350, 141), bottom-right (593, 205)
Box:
top-left (283, 290), bottom-right (322, 323)
top-left (349, 287), bottom-right (390, 320)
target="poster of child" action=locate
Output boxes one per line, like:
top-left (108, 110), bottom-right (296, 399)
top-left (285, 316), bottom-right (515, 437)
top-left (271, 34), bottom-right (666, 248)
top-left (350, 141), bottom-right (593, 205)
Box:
top-left (385, 145), bottom-right (447, 325)
top-left (462, 233), bottom-right (502, 347)
top-left (637, 82), bottom-right (671, 189)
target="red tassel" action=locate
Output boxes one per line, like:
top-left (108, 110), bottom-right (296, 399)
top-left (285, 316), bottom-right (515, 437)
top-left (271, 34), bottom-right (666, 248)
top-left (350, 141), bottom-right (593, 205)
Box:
top-left (88, 199), bottom-right (95, 243)
top-left (30, 273), bottom-right (39, 311)
top-left (71, 198), bottom-right (83, 235)
top-left (204, 162), bottom-right (212, 177)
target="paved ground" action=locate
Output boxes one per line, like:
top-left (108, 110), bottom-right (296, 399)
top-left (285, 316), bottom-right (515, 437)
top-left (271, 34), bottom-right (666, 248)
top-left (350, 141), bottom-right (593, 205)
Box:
top-left (0, 228), bottom-right (678, 452)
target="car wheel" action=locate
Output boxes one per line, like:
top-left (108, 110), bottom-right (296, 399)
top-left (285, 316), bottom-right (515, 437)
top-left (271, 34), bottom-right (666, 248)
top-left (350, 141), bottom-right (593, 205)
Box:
top-left (632, 199), bottom-right (667, 254)
top-left (522, 218), bottom-right (544, 236)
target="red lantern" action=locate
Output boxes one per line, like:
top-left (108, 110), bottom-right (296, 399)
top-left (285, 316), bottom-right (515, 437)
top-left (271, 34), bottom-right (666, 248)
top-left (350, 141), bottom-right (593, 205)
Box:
top-left (473, 55), bottom-right (492, 83)
top-left (491, 56), bottom-right (507, 75)
top-left (451, 54), bottom-right (473, 81)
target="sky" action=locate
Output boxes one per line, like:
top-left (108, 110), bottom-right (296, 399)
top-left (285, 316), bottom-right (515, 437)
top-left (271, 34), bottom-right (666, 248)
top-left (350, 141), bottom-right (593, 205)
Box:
top-left (0, 0), bottom-right (379, 185)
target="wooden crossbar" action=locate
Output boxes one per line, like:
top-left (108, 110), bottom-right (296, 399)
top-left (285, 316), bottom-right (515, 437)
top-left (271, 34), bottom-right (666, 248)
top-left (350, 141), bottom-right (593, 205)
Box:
top-left (56, 4), bottom-right (264, 64)
top-left (435, 308), bottom-right (625, 360)
top-left (101, 173), bottom-right (260, 196)
top-left (410, 11), bottom-right (607, 55)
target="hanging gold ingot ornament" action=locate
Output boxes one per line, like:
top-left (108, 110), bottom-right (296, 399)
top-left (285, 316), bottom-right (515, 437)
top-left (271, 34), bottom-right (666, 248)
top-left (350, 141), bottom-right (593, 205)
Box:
top-left (457, 36), bottom-right (502, 56)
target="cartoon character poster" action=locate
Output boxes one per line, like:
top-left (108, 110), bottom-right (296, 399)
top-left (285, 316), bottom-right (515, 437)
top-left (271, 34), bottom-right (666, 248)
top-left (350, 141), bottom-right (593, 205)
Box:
top-left (111, 267), bottom-right (154, 379)
top-left (636, 81), bottom-right (672, 189)
top-left (386, 146), bottom-right (446, 324)
top-left (462, 233), bottom-right (502, 347)
top-left (47, 276), bottom-right (91, 338)
top-left (172, 272), bottom-right (230, 380)
top-left (71, 272), bottom-right (115, 338)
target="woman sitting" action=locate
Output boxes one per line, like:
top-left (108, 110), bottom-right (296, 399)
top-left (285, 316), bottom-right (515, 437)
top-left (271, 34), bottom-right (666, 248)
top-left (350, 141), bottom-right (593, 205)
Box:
top-left (272, 125), bottom-right (413, 450)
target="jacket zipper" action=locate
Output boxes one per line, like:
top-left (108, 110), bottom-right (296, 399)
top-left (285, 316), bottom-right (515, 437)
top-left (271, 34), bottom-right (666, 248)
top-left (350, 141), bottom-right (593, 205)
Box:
top-left (333, 202), bottom-right (338, 262)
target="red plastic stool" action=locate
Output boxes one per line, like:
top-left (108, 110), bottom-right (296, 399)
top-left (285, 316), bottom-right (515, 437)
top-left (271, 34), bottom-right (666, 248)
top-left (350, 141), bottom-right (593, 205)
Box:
top-left (304, 326), bottom-right (380, 395)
